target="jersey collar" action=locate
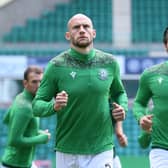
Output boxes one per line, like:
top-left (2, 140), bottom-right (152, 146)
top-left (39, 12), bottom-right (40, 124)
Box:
top-left (69, 48), bottom-right (95, 62)
top-left (23, 89), bottom-right (34, 100)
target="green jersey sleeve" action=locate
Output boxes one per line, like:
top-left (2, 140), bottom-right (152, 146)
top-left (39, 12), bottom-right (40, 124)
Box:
top-left (109, 60), bottom-right (128, 112)
top-left (33, 62), bottom-right (57, 117)
top-left (133, 70), bottom-right (152, 121)
top-left (8, 106), bottom-right (48, 147)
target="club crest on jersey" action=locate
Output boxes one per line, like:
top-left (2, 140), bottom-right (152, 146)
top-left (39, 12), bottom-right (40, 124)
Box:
top-left (98, 69), bottom-right (108, 80)
top-left (70, 71), bottom-right (76, 79)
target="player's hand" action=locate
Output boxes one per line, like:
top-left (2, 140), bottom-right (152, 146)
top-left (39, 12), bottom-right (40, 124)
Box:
top-left (112, 102), bottom-right (125, 121)
top-left (40, 129), bottom-right (51, 140)
top-left (139, 114), bottom-right (153, 133)
top-left (44, 129), bottom-right (51, 140)
top-left (54, 91), bottom-right (68, 111)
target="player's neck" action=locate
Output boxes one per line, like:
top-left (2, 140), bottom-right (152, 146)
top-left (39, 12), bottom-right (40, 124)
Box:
top-left (71, 44), bottom-right (93, 55)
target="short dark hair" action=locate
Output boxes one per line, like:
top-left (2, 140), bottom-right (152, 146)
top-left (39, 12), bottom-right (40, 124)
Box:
top-left (163, 27), bottom-right (168, 45)
top-left (24, 65), bottom-right (43, 80)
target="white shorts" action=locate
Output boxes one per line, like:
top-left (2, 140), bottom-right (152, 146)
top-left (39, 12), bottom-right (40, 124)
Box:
top-left (31, 162), bottom-right (38, 168)
top-left (150, 148), bottom-right (168, 168)
top-left (113, 155), bottom-right (122, 168)
top-left (56, 149), bottom-right (114, 168)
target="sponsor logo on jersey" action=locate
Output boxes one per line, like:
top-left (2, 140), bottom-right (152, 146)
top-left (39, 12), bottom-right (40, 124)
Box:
top-left (70, 71), bottom-right (76, 79)
top-left (98, 69), bottom-right (108, 80)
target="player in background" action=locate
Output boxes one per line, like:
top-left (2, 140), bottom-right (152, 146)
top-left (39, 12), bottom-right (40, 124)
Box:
top-left (133, 27), bottom-right (168, 168)
top-left (1, 66), bottom-right (51, 168)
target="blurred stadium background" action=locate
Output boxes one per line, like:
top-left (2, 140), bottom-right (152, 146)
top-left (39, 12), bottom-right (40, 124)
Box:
top-left (0, 0), bottom-right (168, 167)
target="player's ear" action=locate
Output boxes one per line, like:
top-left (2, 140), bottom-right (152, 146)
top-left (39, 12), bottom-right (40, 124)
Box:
top-left (23, 80), bottom-right (27, 88)
top-left (93, 29), bottom-right (96, 38)
top-left (65, 32), bottom-right (70, 40)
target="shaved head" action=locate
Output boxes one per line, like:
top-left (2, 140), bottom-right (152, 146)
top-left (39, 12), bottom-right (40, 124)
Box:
top-left (67, 13), bottom-right (93, 30)
top-left (65, 13), bottom-right (96, 52)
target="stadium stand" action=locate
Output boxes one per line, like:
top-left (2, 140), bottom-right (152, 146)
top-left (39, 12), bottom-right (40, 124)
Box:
top-left (0, 109), bottom-right (8, 157)
top-left (0, 48), bottom-right (148, 57)
top-left (132, 0), bottom-right (168, 43)
top-left (2, 0), bottom-right (112, 43)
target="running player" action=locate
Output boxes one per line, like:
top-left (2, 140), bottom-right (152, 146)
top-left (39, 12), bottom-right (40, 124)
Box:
top-left (133, 27), bottom-right (168, 168)
top-left (33, 13), bottom-right (128, 168)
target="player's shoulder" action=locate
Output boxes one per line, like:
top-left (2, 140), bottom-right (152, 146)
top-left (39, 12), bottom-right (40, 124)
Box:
top-left (144, 61), bottom-right (167, 75)
top-left (95, 49), bottom-right (116, 59)
top-left (15, 92), bottom-right (32, 110)
top-left (50, 50), bottom-right (69, 66)
top-left (94, 49), bottom-right (117, 63)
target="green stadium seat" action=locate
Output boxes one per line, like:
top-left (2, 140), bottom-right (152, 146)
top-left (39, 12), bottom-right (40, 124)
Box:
top-left (2, 0), bottom-right (113, 43)
top-left (132, 0), bottom-right (168, 43)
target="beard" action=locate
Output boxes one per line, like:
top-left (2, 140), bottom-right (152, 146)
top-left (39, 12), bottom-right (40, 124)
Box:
top-left (71, 38), bottom-right (93, 48)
